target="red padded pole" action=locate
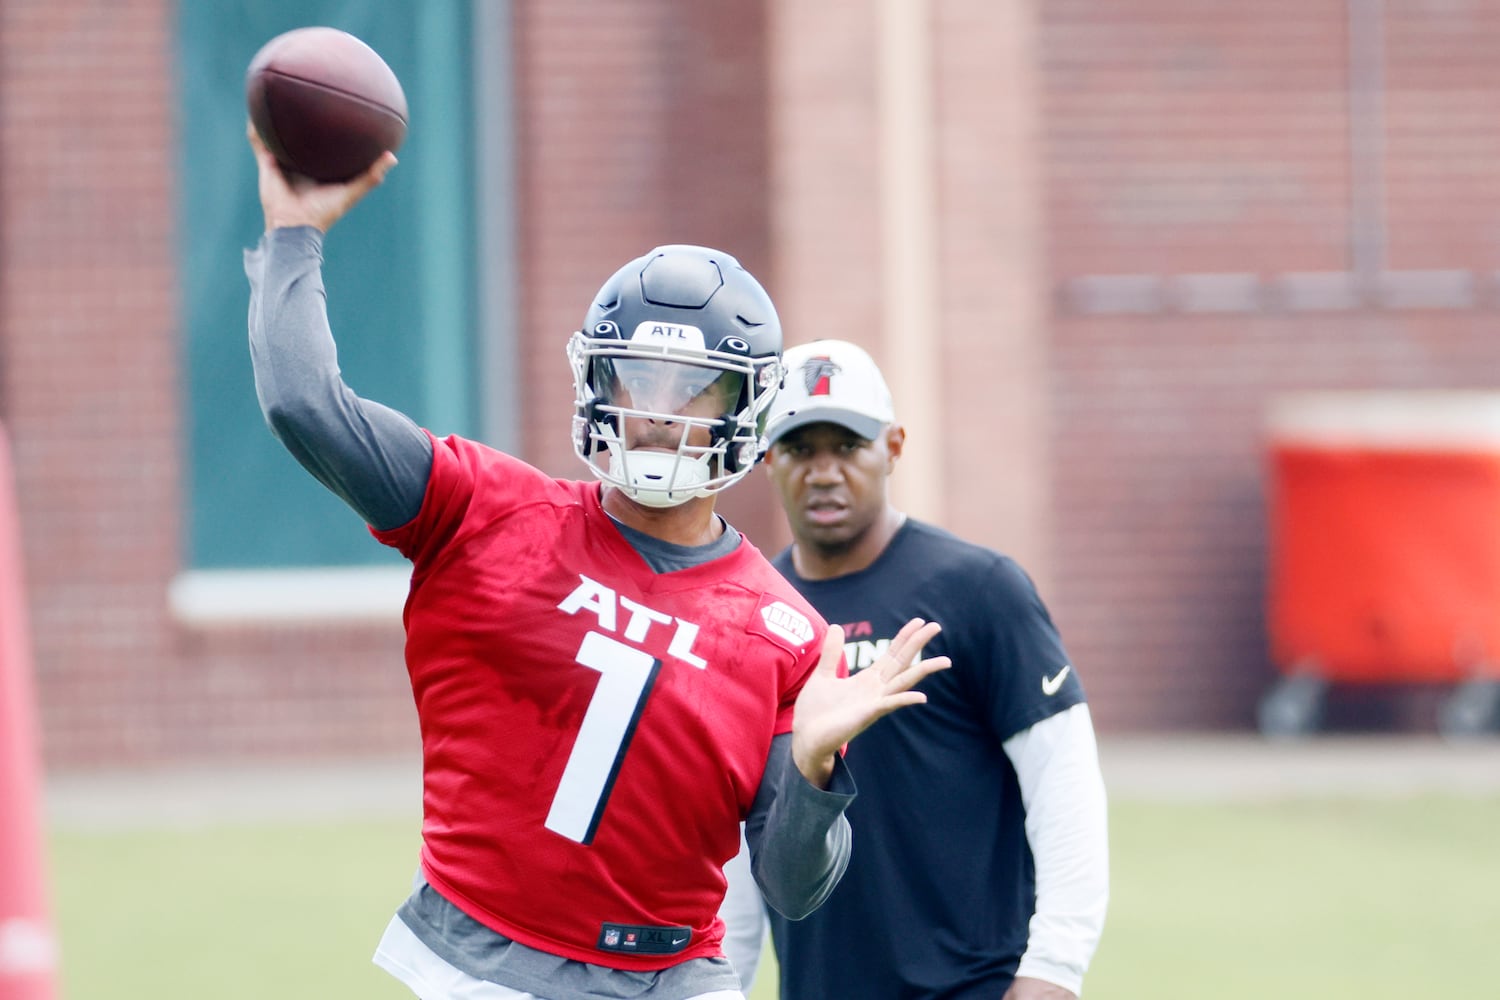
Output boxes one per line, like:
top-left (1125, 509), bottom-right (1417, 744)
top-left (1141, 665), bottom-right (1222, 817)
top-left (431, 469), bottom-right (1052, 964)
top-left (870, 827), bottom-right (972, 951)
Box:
top-left (0, 427), bottom-right (58, 1000)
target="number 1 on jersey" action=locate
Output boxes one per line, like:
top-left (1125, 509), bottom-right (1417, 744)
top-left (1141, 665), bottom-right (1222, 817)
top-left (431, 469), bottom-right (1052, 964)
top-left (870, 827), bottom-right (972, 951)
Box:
top-left (545, 631), bottom-right (662, 844)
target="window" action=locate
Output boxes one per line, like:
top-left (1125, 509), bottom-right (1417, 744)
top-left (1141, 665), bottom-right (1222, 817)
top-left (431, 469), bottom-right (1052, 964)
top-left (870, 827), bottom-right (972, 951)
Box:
top-left (175, 1), bottom-right (499, 620)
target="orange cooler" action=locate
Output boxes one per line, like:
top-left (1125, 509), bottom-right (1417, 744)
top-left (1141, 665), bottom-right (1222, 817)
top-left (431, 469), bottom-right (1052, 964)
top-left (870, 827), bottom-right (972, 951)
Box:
top-left (1267, 392), bottom-right (1500, 683)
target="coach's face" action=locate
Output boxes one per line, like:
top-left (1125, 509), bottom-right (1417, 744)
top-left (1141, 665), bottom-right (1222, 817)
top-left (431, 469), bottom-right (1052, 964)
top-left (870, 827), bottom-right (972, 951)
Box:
top-left (767, 422), bottom-right (902, 554)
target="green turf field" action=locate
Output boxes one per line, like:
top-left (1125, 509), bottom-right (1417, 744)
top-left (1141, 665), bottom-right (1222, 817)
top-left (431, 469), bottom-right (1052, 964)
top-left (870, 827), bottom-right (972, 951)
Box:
top-left (46, 796), bottom-right (1500, 999)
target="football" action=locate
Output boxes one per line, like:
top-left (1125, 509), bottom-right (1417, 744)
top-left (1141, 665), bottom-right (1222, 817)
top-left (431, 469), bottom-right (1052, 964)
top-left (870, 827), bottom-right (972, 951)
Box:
top-left (245, 26), bottom-right (408, 182)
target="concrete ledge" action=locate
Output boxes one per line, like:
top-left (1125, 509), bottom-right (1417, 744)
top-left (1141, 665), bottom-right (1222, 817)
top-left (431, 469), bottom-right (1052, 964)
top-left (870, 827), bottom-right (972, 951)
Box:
top-left (1059, 269), bottom-right (1496, 314)
top-left (46, 756), bottom-right (422, 831)
top-left (168, 567), bottom-right (411, 626)
top-left (1100, 735), bottom-right (1500, 801)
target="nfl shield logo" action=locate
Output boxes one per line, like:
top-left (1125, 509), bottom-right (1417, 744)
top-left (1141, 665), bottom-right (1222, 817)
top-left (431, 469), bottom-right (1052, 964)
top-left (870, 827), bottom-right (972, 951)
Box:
top-left (604, 929), bottom-right (620, 947)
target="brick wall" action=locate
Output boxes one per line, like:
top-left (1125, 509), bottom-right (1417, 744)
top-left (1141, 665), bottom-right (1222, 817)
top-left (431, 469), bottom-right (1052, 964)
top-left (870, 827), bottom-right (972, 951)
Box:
top-left (8, 1), bottom-right (1498, 769)
top-left (1041, 0), bottom-right (1500, 729)
top-left (1, 0), bottom-right (190, 767)
top-left (512, 0), bottom-right (779, 538)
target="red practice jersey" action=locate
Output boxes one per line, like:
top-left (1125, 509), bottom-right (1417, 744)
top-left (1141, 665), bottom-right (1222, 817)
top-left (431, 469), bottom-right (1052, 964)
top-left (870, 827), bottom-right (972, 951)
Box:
top-left (372, 432), bottom-right (826, 970)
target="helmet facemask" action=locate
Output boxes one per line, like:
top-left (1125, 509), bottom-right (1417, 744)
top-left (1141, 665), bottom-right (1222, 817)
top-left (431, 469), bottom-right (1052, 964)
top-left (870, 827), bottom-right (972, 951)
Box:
top-left (569, 245), bottom-right (785, 508)
top-left (570, 324), bottom-right (784, 507)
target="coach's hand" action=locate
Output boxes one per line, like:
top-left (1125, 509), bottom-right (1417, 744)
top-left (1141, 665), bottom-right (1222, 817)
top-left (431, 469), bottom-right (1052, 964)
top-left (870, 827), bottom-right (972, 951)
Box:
top-left (790, 618), bottom-right (949, 788)
top-left (1003, 977), bottom-right (1077, 1000)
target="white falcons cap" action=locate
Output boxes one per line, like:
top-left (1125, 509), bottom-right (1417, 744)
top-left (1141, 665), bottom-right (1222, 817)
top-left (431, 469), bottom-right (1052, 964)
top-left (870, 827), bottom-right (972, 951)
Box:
top-left (765, 339), bottom-right (896, 445)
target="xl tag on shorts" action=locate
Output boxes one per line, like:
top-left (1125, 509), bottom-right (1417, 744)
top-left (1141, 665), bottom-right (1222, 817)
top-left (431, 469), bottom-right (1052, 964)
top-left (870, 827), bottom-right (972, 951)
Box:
top-left (597, 922), bottom-right (692, 955)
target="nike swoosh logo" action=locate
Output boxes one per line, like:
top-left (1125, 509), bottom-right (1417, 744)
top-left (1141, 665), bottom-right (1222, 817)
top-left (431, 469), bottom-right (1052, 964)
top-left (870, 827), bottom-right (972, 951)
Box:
top-left (1041, 664), bottom-right (1071, 696)
top-left (671, 935), bottom-right (689, 946)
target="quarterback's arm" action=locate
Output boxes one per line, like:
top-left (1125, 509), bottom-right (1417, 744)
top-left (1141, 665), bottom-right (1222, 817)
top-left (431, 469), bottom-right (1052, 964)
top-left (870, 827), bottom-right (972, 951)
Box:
top-left (743, 732), bottom-right (854, 920)
top-left (1002, 703), bottom-right (1110, 997)
top-left (245, 226), bottom-right (433, 530)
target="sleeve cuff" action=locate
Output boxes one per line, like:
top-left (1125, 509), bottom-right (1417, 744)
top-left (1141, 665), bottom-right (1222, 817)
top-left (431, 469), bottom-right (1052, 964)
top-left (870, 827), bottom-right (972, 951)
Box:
top-left (788, 751), bottom-right (857, 814)
top-left (265, 224), bottom-right (325, 255)
top-left (1015, 955), bottom-right (1084, 996)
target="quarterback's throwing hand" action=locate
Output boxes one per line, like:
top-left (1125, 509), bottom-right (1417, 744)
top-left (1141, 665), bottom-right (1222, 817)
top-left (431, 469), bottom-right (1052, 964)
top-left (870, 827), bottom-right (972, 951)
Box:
top-left (791, 618), bottom-right (950, 788)
top-left (248, 121), bottom-right (396, 234)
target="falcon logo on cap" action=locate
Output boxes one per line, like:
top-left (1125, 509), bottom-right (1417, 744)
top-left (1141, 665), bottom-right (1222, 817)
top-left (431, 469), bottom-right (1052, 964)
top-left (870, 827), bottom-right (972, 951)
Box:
top-left (801, 356), bottom-right (841, 396)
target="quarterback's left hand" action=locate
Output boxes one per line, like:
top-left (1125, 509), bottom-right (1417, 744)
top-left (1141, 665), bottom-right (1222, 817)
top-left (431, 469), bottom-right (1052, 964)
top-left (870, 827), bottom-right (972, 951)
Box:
top-left (1002, 977), bottom-right (1077, 1000)
top-left (790, 618), bottom-right (949, 788)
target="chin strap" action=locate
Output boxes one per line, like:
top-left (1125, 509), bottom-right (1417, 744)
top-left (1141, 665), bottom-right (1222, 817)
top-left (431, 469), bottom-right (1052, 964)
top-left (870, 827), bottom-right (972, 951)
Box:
top-left (606, 448), bottom-right (715, 508)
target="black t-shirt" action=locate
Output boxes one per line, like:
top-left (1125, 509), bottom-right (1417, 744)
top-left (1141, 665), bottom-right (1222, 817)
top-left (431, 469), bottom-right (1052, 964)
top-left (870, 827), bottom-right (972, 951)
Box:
top-left (767, 519), bottom-right (1084, 1000)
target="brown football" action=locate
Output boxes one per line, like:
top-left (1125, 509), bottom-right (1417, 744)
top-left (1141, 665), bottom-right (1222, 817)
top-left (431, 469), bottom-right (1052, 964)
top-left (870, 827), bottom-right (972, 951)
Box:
top-left (246, 26), bottom-right (408, 182)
